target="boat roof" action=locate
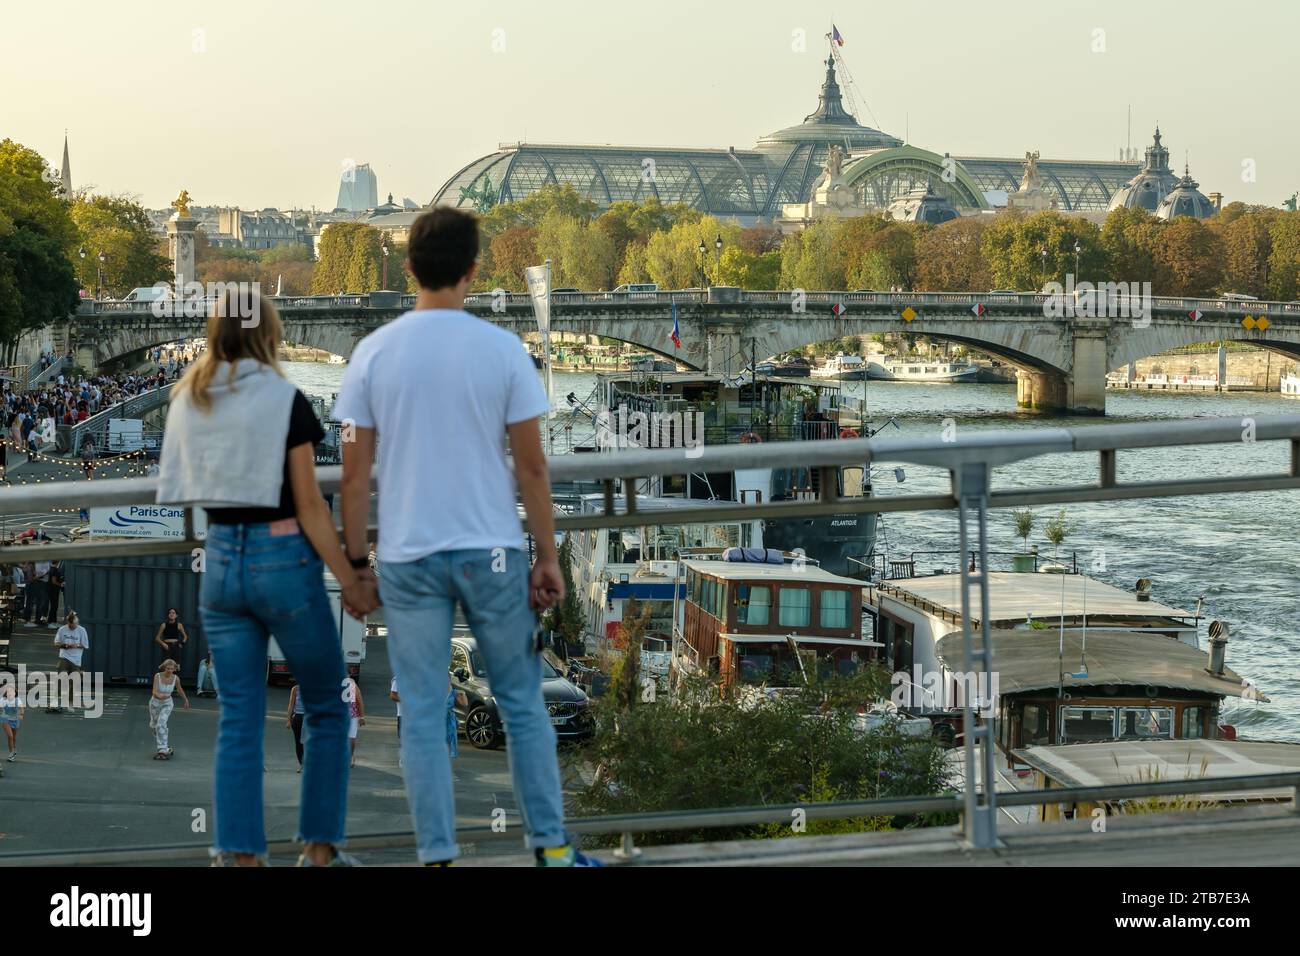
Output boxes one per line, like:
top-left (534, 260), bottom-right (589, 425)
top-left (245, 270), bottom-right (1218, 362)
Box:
top-left (601, 371), bottom-right (835, 389)
top-left (682, 558), bottom-right (863, 587)
top-left (577, 495), bottom-right (757, 518)
top-left (934, 629), bottom-right (1261, 700)
top-left (879, 572), bottom-right (1192, 624)
top-left (1014, 739), bottom-right (1300, 802)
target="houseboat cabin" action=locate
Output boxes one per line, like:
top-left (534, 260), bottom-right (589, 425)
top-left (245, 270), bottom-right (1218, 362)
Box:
top-left (933, 628), bottom-right (1264, 766)
top-left (1014, 739), bottom-right (1300, 821)
top-left (868, 572), bottom-right (1266, 764)
top-left (678, 556), bottom-right (880, 687)
top-left (567, 495), bottom-right (762, 651)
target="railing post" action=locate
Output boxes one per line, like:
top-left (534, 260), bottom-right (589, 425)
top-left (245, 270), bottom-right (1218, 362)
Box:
top-left (615, 830), bottom-right (640, 860)
top-left (953, 461), bottom-right (999, 850)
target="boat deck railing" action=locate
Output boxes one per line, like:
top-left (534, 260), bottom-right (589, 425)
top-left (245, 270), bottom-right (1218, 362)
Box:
top-left (2, 412), bottom-right (1300, 857)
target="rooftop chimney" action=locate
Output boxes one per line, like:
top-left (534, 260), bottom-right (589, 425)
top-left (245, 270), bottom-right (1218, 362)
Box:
top-left (1207, 619), bottom-right (1229, 676)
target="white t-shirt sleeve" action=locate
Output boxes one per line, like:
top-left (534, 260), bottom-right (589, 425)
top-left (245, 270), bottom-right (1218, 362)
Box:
top-left (333, 345), bottom-right (375, 429)
top-left (505, 341), bottom-right (550, 426)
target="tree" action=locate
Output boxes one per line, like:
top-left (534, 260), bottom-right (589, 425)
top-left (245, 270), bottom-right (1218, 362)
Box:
top-left (1267, 212), bottom-right (1300, 301)
top-left (643, 215), bottom-right (741, 289)
top-left (479, 183), bottom-right (598, 239)
top-left (1012, 508), bottom-right (1034, 553)
top-left (487, 225), bottom-right (538, 290)
top-left (717, 246), bottom-right (780, 289)
top-left (0, 139), bottom-right (80, 358)
top-left (847, 224), bottom-right (920, 290)
top-left (982, 211), bottom-right (1103, 291)
top-left (1216, 211), bottom-right (1274, 297)
top-left (915, 216), bottom-right (992, 291)
top-left (312, 221), bottom-right (386, 293)
top-left (1042, 508), bottom-right (1076, 561)
top-left (541, 535), bottom-right (586, 658)
top-left (781, 218), bottom-right (846, 289)
top-left (1153, 218), bottom-right (1222, 297)
top-left (68, 191), bottom-right (171, 298)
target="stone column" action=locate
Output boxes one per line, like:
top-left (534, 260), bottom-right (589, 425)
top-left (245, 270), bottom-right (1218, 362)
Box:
top-left (167, 214), bottom-right (197, 292)
top-left (1015, 368), bottom-right (1067, 411)
top-left (1064, 322), bottom-right (1109, 415)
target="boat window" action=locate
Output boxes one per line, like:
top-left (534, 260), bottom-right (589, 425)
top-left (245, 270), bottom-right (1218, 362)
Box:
top-left (738, 652), bottom-right (774, 685)
top-left (1182, 706), bottom-right (1204, 739)
top-left (820, 589), bottom-right (849, 629)
top-left (1118, 707), bottom-right (1174, 740)
top-left (778, 587), bottom-right (811, 627)
top-left (1059, 706), bottom-right (1117, 742)
top-left (715, 583), bottom-right (728, 621)
top-left (1022, 703), bottom-right (1052, 745)
top-left (737, 585), bottom-right (771, 626)
top-left (703, 578), bottom-right (715, 617)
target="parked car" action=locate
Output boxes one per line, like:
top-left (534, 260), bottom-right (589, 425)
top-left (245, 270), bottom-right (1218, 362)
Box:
top-left (450, 633), bottom-right (594, 749)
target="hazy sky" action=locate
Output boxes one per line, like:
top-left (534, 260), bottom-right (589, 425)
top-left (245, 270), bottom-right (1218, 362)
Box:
top-left (4, 0), bottom-right (1296, 211)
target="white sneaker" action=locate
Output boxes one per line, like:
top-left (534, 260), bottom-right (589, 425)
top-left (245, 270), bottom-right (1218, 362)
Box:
top-left (6, 751), bottom-right (14, 762)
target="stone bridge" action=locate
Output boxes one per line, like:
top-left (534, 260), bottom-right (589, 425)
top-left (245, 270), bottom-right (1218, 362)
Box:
top-left (64, 289), bottom-right (1300, 415)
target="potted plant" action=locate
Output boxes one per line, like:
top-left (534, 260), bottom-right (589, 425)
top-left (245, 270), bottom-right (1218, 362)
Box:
top-left (1011, 508), bottom-right (1036, 572)
top-left (1042, 508), bottom-right (1077, 571)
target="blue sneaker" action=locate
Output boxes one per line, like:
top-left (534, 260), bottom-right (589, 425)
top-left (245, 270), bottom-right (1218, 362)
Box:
top-left (535, 845), bottom-right (604, 867)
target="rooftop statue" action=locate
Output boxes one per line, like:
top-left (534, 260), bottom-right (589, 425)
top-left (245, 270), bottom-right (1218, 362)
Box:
top-left (170, 190), bottom-right (193, 219)
top-left (1019, 151), bottom-right (1042, 192)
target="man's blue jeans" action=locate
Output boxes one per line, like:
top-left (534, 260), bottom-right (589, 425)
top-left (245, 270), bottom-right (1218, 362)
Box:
top-left (379, 548), bottom-right (567, 863)
top-left (200, 524), bottom-right (350, 856)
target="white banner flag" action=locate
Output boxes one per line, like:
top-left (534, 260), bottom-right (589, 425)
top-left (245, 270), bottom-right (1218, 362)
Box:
top-left (525, 264), bottom-right (551, 333)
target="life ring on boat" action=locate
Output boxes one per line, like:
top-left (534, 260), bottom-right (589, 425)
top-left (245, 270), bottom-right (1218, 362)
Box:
top-left (839, 427), bottom-right (860, 439)
top-left (739, 432), bottom-right (763, 444)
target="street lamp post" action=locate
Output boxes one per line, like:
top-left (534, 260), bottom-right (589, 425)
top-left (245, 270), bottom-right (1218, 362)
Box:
top-left (714, 234), bottom-right (723, 285)
top-left (1039, 246), bottom-right (1048, 288)
top-left (96, 250), bottom-right (107, 300)
top-left (1074, 240), bottom-right (1081, 281)
top-left (697, 239), bottom-right (707, 288)
top-left (381, 236), bottom-right (390, 290)
top-left (78, 247), bottom-right (87, 297)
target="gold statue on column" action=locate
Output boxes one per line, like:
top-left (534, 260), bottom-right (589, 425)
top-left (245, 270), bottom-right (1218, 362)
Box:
top-left (171, 190), bottom-right (193, 219)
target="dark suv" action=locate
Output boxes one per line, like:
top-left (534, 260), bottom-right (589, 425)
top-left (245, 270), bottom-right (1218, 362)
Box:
top-left (450, 634), bottom-right (594, 750)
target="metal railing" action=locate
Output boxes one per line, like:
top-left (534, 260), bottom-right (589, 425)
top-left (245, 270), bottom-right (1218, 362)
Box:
top-left (61, 382), bottom-right (176, 456)
top-left (2, 413), bottom-right (1300, 856)
top-left (27, 357), bottom-right (66, 388)
top-left (2, 769), bottom-right (1296, 866)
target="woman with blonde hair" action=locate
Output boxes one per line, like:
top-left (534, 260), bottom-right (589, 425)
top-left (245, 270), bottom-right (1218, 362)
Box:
top-left (149, 658), bottom-right (189, 760)
top-left (158, 287), bottom-right (379, 867)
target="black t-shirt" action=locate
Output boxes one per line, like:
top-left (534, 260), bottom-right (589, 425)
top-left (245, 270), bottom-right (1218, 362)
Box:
top-left (206, 391), bottom-right (326, 525)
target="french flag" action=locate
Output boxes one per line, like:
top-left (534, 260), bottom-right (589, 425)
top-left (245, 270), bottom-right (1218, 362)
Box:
top-left (832, 25), bottom-right (845, 46)
top-left (671, 303), bottom-right (682, 348)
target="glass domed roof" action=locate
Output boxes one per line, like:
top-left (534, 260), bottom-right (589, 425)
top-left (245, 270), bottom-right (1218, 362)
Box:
top-left (1107, 127), bottom-right (1181, 212)
top-left (1157, 165), bottom-right (1215, 220)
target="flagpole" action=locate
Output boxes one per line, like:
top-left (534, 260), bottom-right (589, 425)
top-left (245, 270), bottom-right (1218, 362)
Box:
top-left (543, 259), bottom-right (554, 456)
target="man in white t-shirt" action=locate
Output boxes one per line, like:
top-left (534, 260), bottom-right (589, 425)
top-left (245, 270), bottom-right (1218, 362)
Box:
top-left (335, 208), bottom-right (595, 868)
top-left (50, 610), bottom-right (89, 713)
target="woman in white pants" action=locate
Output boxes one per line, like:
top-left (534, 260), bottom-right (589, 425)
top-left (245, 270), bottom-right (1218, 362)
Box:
top-left (150, 659), bottom-right (190, 759)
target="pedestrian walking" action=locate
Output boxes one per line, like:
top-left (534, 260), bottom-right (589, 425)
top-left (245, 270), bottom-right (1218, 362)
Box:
top-left (335, 208), bottom-right (598, 867)
top-left (1, 666), bottom-right (24, 766)
top-left (157, 287), bottom-right (377, 867)
top-left (154, 607), bottom-right (188, 666)
top-left (50, 611), bottom-right (88, 713)
top-left (286, 681), bottom-right (306, 770)
top-left (343, 675), bottom-right (365, 768)
top-left (149, 659), bottom-right (189, 759)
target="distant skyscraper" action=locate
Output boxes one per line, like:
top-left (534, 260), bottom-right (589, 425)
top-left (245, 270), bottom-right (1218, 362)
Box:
top-left (60, 134), bottom-right (72, 199)
top-left (336, 162), bottom-right (378, 212)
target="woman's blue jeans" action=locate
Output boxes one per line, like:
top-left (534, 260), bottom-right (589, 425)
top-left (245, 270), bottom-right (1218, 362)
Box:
top-left (200, 523), bottom-right (349, 856)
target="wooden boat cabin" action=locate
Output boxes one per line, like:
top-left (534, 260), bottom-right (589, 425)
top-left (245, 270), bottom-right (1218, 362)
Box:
top-left (1014, 739), bottom-right (1300, 822)
top-left (678, 554), bottom-right (880, 687)
top-left (934, 628), bottom-right (1266, 767)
